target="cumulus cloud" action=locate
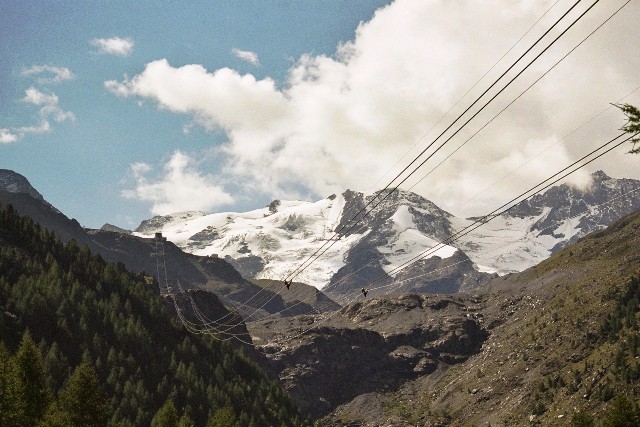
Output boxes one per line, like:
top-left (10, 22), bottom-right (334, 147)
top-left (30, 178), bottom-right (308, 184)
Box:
top-left (0, 129), bottom-right (18, 144)
top-left (91, 37), bottom-right (135, 56)
top-left (22, 87), bottom-right (75, 124)
top-left (232, 48), bottom-right (260, 66)
top-left (109, 0), bottom-right (640, 216)
top-left (21, 65), bottom-right (75, 84)
top-left (2, 86), bottom-right (75, 143)
top-left (22, 87), bottom-right (59, 106)
top-left (122, 151), bottom-right (234, 215)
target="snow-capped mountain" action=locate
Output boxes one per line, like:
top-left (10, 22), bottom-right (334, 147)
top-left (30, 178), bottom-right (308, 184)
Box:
top-left (457, 170), bottom-right (640, 274)
top-left (133, 171), bottom-right (640, 297)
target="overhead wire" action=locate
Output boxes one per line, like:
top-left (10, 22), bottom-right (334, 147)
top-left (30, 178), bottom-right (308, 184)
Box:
top-left (178, 0), bottom-right (600, 327)
top-left (365, 0), bottom-right (563, 195)
top-left (176, 138), bottom-right (640, 344)
top-left (265, 133), bottom-right (639, 345)
top-left (358, 131), bottom-right (637, 295)
top-left (166, 0), bottom-right (631, 339)
top-left (406, 0), bottom-right (631, 192)
top-left (441, 83), bottom-right (640, 209)
top-left (284, 0), bottom-right (599, 285)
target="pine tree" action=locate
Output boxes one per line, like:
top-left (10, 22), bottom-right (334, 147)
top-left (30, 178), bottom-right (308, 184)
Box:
top-left (15, 331), bottom-right (51, 426)
top-left (602, 395), bottom-right (639, 427)
top-left (206, 404), bottom-right (238, 427)
top-left (151, 398), bottom-right (179, 427)
top-left (177, 412), bottom-right (196, 427)
top-left (57, 361), bottom-right (109, 427)
top-left (38, 404), bottom-right (73, 427)
top-left (618, 103), bottom-right (640, 153)
top-left (570, 411), bottom-right (594, 427)
top-left (0, 343), bottom-right (23, 427)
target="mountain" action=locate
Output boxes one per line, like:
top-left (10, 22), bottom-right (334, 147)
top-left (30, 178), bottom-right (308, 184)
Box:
top-left (0, 168), bottom-right (48, 204)
top-left (250, 292), bottom-right (488, 419)
top-left (133, 189), bottom-right (489, 300)
top-left (0, 170), bottom-right (336, 320)
top-left (459, 170), bottom-right (640, 273)
top-left (250, 208), bottom-right (640, 425)
top-left (134, 171), bottom-right (640, 298)
top-left (0, 203), bottom-right (309, 426)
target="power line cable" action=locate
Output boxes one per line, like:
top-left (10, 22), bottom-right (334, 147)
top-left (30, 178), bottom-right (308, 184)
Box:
top-left (365, 0), bottom-right (563, 194)
top-left (406, 0), bottom-right (631, 192)
top-left (172, 0), bottom-right (625, 333)
top-left (269, 134), bottom-right (638, 345)
top-left (286, 0), bottom-right (600, 284)
top-left (359, 132), bottom-right (635, 294)
top-left (282, 0), bottom-right (586, 284)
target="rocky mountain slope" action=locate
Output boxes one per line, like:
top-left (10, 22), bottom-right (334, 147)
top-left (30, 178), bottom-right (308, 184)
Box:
top-left (249, 293), bottom-right (488, 419)
top-left (308, 208), bottom-right (640, 426)
top-left (458, 170), bottom-right (640, 273)
top-left (0, 168), bottom-right (49, 204)
top-left (0, 171), bottom-right (336, 321)
top-left (135, 171), bottom-right (640, 299)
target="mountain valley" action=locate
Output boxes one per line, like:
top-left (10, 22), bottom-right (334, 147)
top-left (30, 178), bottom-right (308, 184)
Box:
top-left (2, 168), bottom-right (640, 425)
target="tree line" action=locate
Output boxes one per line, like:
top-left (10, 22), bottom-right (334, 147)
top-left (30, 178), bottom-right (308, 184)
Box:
top-left (0, 204), bottom-right (309, 426)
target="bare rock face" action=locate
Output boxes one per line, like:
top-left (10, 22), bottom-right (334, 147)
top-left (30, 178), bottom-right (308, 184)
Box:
top-left (249, 293), bottom-right (488, 418)
top-left (0, 169), bottom-right (47, 202)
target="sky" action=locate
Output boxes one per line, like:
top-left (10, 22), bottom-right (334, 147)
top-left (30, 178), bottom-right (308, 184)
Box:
top-left (2, 0), bottom-right (640, 230)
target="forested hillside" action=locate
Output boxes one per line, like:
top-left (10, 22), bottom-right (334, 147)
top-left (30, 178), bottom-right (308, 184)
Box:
top-left (0, 204), bottom-right (309, 427)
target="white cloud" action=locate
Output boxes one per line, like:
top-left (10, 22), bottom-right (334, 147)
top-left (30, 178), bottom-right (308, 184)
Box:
top-left (2, 65), bottom-right (75, 143)
top-left (22, 87), bottom-right (59, 106)
top-left (0, 129), bottom-right (18, 144)
top-left (91, 37), bottom-right (135, 57)
top-left (21, 65), bottom-right (75, 84)
top-left (2, 87), bottom-right (75, 142)
top-left (122, 151), bottom-right (234, 215)
top-left (16, 120), bottom-right (51, 136)
top-left (108, 0), bottom-right (640, 217)
top-left (232, 48), bottom-right (260, 66)
top-left (21, 87), bottom-right (75, 124)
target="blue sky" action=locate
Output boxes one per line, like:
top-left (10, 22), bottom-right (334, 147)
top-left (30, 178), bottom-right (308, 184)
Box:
top-left (2, 0), bottom-right (640, 229)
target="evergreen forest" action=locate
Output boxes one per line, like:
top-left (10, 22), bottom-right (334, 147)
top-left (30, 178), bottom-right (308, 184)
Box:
top-left (0, 204), bottom-right (309, 427)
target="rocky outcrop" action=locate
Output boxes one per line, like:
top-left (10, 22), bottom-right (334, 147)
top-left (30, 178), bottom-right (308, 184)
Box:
top-left (249, 293), bottom-right (488, 418)
top-left (0, 169), bottom-right (48, 203)
top-left (100, 223), bottom-right (131, 234)
top-left (508, 170), bottom-right (640, 251)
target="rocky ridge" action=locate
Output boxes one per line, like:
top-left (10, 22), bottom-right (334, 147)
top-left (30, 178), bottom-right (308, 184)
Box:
top-left (134, 171), bottom-right (640, 300)
top-left (317, 209), bottom-right (640, 426)
top-left (0, 171), bottom-right (335, 321)
top-left (248, 292), bottom-right (489, 419)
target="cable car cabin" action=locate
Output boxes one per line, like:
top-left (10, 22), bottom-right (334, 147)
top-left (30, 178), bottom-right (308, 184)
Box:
top-left (154, 232), bottom-right (163, 242)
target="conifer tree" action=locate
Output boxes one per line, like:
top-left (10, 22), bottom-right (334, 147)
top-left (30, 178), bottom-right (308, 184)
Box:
top-left (602, 395), bottom-right (639, 427)
top-left (177, 412), bottom-right (196, 427)
top-left (0, 343), bottom-right (23, 427)
top-left (570, 411), bottom-right (594, 427)
top-left (57, 361), bottom-right (109, 427)
top-left (15, 331), bottom-right (51, 426)
top-left (151, 398), bottom-right (179, 427)
top-left (206, 404), bottom-right (238, 427)
top-left (618, 103), bottom-right (640, 153)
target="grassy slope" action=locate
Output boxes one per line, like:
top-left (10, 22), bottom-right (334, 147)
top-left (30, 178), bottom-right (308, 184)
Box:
top-left (326, 209), bottom-right (640, 426)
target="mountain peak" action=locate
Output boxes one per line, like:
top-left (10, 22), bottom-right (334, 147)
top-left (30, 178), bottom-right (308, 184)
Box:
top-left (592, 169), bottom-right (611, 181)
top-left (0, 169), bottom-right (45, 201)
top-left (100, 223), bottom-right (132, 234)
